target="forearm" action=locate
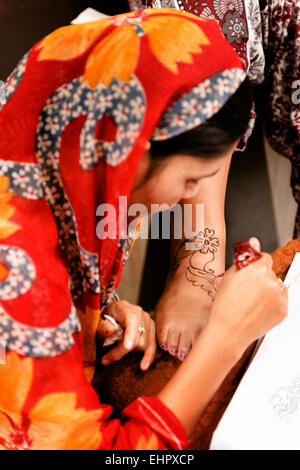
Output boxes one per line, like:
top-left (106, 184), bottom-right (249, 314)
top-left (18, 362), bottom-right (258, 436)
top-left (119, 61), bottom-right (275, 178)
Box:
top-left (157, 323), bottom-right (239, 436)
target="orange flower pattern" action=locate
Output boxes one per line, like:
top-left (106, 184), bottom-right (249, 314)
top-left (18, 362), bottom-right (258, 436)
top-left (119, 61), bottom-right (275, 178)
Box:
top-left (0, 352), bottom-right (188, 450)
top-left (0, 352), bottom-right (103, 450)
top-left (37, 10), bottom-right (210, 88)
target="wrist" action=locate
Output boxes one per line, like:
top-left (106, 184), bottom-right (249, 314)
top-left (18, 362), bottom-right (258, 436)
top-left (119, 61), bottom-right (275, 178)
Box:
top-left (198, 319), bottom-right (243, 367)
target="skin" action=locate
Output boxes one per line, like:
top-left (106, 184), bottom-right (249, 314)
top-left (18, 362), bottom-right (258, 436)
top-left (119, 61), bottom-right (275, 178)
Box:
top-left (101, 300), bottom-right (156, 371)
top-left (155, 152), bottom-right (232, 360)
top-left (157, 245), bottom-right (288, 435)
top-left (99, 144), bottom-right (288, 435)
top-left (100, 143), bottom-right (231, 369)
top-left (128, 144), bottom-right (230, 210)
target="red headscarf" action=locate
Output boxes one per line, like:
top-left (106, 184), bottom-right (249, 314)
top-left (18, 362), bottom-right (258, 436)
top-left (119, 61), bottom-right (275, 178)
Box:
top-left (0, 9), bottom-right (244, 365)
top-left (0, 9), bottom-right (247, 450)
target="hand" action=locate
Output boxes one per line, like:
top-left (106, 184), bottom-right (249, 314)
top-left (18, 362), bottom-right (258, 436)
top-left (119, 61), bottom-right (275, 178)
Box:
top-left (98, 300), bottom-right (156, 371)
top-left (206, 242), bottom-right (288, 357)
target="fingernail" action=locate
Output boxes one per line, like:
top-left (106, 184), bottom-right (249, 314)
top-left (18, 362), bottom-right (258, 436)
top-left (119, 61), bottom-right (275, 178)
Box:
top-left (142, 361), bottom-right (149, 370)
top-left (161, 343), bottom-right (168, 350)
top-left (102, 358), bottom-right (110, 365)
top-left (249, 237), bottom-right (261, 252)
top-left (171, 348), bottom-right (178, 355)
top-left (180, 352), bottom-right (187, 360)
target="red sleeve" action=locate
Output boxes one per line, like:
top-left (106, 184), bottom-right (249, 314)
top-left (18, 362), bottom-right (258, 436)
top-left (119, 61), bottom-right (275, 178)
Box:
top-left (95, 395), bottom-right (189, 450)
top-left (117, 396), bottom-right (189, 450)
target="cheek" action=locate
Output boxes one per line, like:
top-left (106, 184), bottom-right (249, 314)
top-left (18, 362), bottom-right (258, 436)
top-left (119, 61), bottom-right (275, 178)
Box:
top-left (148, 174), bottom-right (185, 207)
top-left (129, 172), bottom-right (186, 210)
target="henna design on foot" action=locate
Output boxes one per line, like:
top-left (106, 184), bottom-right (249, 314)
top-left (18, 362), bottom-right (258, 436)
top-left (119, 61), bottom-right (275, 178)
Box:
top-left (173, 228), bottom-right (224, 299)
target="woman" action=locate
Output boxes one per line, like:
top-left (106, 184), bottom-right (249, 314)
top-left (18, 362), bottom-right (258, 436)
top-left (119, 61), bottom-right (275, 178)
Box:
top-left (129, 0), bottom-right (300, 361)
top-left (0, 9), bottom-right (287, 449)
top-left (128, 0), bottom-right (264, 359)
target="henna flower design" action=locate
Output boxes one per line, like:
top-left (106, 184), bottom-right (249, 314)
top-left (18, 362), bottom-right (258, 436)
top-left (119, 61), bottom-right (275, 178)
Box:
top-left (199, 228), bottom-right (220, 254)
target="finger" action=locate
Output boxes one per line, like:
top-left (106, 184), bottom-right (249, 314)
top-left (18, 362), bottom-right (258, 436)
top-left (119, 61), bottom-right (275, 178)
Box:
top-left (235, 252), bottom-right (273, 274)
top-left (103, 301), bottom-right (121, 318)
top-left (97, 318), bottom-right (117, 338)
top-left (167, 329), bottom-right (180, 356)
top-left (135, 321), bottom-right (148, 352)
top-left (177, 332), bottom-right (192, 361)
top-left (135, 312), bottom-right (152, 352)
top-left (226, 247), bottom-right (271, 276)
top-left (105, 301), bottom-right (144, 350)
top-left (140, 321), bottom-right (157, 371)
top-left (101, 341), bottom-right (129, 365)
top-left (269, 277), bottom-right (288, 311)
top-left (104, 300), bottom-right (131, 326)
top-left (273, 282), bottom-right (289, 324)
top-left (249, 237), bottom-right (261, 252)
top-left (259, 252), bottom-right (273, 270)
top-left (140, 344), bottom-right (156, 371)
top-left (122, 307), bottom-right (142, 351)
top-left (277, 278), bottom-right (288, 299)
top-left (281, 284), bottom-right (289, 313)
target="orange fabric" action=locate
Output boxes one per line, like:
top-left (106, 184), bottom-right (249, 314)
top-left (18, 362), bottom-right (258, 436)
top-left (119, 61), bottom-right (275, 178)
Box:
top-left (0, 347), bottom-right (189, 450)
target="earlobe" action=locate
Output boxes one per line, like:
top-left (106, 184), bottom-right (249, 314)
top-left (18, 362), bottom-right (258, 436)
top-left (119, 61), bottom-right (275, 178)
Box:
top-left (182, 181), bottom-right (201, 200)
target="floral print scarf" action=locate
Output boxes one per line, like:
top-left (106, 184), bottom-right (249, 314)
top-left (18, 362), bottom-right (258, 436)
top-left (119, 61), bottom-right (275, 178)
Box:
top-left (129, 0), bottom-right (265, 84)
top-left (0, 10), bottom-right (246, 449)
top-left (129, 0), bottom-right (264, 149)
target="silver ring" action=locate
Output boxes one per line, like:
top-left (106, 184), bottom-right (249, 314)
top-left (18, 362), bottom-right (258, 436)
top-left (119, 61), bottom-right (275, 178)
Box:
top-left (138, 325), bottom-right (146, 335)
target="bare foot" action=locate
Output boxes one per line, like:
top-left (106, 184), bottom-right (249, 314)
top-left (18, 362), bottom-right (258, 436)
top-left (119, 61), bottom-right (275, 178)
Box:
top-left (156, 226), bottom-right (225, 360)
top-left (154, 285), bottom-right (213, 361)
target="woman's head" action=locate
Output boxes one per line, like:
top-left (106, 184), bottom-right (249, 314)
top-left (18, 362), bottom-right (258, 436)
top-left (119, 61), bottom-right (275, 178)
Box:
top-left (18, 9), bottom-right (251, 300)
top-left (130, 77), bottom-right (253, 209)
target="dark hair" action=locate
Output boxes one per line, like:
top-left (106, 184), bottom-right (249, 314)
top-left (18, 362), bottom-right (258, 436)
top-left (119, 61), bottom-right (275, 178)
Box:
top-left (150, 77), bottom-right (253, 158)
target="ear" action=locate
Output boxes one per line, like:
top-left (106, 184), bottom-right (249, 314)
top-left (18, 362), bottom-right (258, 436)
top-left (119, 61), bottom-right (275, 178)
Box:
top-left (181, 180), bottom-right (201, 200)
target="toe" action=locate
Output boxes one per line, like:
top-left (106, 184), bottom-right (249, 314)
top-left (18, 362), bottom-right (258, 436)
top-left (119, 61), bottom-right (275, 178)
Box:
top-left (177, 332), bottom-right (192, 361)
top-left (157, 323), bottom-right (169, 351)
top-left (167, 330), bottom-right (180, 356)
